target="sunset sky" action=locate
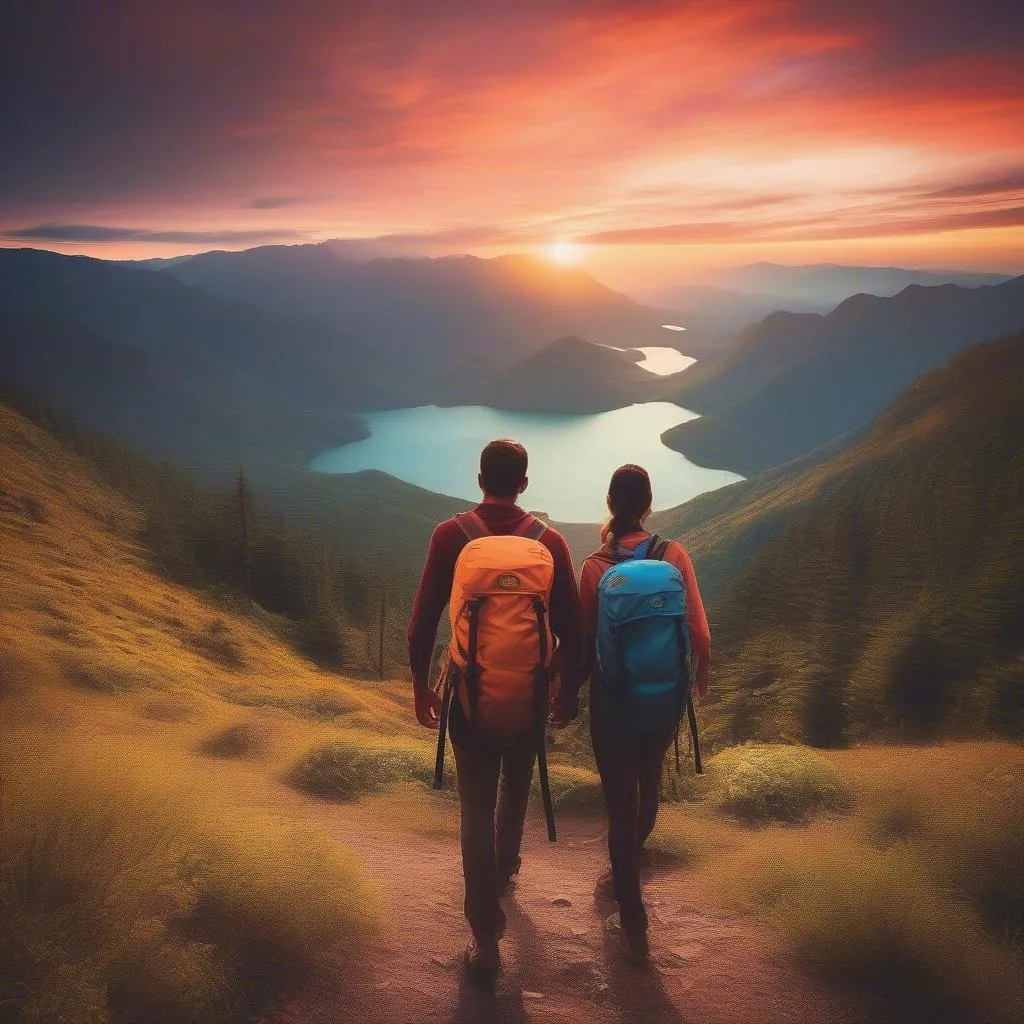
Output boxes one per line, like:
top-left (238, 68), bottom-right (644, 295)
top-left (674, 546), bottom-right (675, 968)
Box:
top-left (2, 0), bottom-right (1022, 293)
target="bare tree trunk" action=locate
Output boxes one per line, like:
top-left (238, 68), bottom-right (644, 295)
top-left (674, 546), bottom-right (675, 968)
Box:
top-left (236, 466), bottom-right (252, 610)
top-left (378, 579), bottom-right (388, 680)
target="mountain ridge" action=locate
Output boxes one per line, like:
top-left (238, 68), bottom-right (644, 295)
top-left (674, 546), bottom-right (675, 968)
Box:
top-left (661, 273), bottom-right (1024, 475)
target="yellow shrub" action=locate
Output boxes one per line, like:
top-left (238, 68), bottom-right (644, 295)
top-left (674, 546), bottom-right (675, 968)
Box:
top-left (0, 740), bottom-right (375, 1023)
top-left (710, 743), bottom-right (854, 823)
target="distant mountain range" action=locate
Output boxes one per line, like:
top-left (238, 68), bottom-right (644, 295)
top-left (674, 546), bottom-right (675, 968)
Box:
top-left (643, 263), bottom-right (1015, 350)
top-left (157, 242), bottom-right (685, 372)
top-left (714, 260), bottom-right (1012, 303)
top-left (660, 273), bottom-right (1024, 475)
top-left (3, 244), bottom-right (1022, 490)
top-left (649, 262), bottom-right (1013, 318)
top-left (0, 248), bottom-right (396, 465)
top-left (655, 330), bottom-right (1024, 745)
top-left (0, 247), bottom-right (685, 464)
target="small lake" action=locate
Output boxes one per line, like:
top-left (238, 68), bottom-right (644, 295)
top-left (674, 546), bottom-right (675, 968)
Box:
top-left (632, 347), bottom-right (696, 375)
top-left (310, 402), bottom-right (743, 522)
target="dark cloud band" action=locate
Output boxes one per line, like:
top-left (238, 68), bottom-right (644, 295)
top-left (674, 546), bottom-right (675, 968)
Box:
top-left (2, 224), bottom-right (309, 244)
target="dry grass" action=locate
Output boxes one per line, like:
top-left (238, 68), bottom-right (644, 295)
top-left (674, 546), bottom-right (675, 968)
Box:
top-left (140, 695), bottom-right (200, 723)
top-left (198, 721), bottom-right (272, 760)
top-left (646, 804), bottom-right (746, 868)
top-left (710, 829), bottom-right (1022, 1024)
top-left (221, 682), bottom-right (362, 721)
top-left (0, 404), bottom-right (407, 744)
top-left (653, 741), bottom-right (1024, 1024)
top-left (0, 737), bottom-right (376, 1024)
top-left (361, 786), bottom-right (461, 841)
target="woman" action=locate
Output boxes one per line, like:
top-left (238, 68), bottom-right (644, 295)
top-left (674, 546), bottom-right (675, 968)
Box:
top-left (579, 464), bottom-right (711, 963)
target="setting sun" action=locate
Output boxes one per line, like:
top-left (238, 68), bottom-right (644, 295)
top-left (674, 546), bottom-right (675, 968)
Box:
top-left (547, 240), bottom-right (583, 265)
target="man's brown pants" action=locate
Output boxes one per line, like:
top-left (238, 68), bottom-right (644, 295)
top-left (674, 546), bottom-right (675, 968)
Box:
top-left (452, 740), bottom-right (536, 942)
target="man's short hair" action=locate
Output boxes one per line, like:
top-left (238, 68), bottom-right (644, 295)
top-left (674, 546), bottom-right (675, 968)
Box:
top-left (480, 438), bottom-right (528, 498)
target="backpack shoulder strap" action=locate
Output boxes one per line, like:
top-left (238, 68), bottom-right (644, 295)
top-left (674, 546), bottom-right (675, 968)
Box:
top-left (512, 514), bottom-right (547, 541)
top-left (587, 545), bottom-right (619, 574)
top-left (455, 510), bottom-right (490, 540)
top-left (647, 534), bottom-right (671, 561)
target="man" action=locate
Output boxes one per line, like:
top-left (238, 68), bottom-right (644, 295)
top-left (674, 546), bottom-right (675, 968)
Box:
top-left (407, 438), bottom-right (583, 974)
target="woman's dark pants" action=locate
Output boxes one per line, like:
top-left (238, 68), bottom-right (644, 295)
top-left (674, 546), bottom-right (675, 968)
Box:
top-left (591, 717), bottom-right (675, 934)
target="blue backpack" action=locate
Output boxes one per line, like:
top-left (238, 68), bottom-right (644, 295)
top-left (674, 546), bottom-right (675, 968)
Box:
top-left (593, 536), bottom-right (702, 772)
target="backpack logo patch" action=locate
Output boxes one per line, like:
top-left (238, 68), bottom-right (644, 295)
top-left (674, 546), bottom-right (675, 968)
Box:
top-left (497, 573), bottom-right (521, 589)
top-left (649, 595), bottom-right (667, 609)
top-left (605, 573), bottom-right (628, 590)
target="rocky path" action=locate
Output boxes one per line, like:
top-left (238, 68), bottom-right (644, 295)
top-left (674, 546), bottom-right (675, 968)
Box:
top-left (268, 803), bottom-right (853, 1024)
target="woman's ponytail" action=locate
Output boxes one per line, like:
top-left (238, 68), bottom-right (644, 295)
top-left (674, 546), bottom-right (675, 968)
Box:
top-left (601, 464), bottom-right (653, 548)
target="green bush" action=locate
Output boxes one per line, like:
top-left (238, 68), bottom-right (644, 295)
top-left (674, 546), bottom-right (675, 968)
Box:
top-left (290, 736), bottom-right (449, 800)
top-left (711, 743), bottom-right (854, 823)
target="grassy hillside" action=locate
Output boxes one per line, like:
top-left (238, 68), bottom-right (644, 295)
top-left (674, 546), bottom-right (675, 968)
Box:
top-left (685, 332), bottom-right (1024, 747)
top-left (661, 274), bottom-right (1024, 475)
top-left (0, 403), bottom-right (421, 1021)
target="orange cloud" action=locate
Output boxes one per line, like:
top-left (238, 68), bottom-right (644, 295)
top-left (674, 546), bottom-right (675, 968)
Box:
top-left (2, 1), bottom-right (1022, 277)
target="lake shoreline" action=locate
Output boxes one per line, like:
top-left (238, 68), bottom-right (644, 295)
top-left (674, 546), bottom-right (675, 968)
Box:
top-left (310, 399), bottom-right (743, 521)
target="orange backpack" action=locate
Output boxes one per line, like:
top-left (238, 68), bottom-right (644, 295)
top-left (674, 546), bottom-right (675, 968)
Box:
top-left (433, 510), bottom-right (559, 840)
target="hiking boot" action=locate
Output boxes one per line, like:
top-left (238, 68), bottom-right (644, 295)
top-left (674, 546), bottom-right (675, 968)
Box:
top-left (464, 935), bottom-right (500, 975)
top-left (498, 856), bottom-right (522, 897)
top-left (619, 924), bottom-right (651, 965)
top-left (604, 912), bottom-right (651, 965)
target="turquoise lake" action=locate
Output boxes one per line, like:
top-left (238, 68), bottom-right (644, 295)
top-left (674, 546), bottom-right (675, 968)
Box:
top-left (310, 401), bottom-right (743, 522)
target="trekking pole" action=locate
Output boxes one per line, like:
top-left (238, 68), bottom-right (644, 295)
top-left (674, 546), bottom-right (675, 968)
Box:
top-left (433, 675), bottom-right (453, 790)
top-left (537, 733), bottom-right (557, 842)
top-left (531, 599), bottom-right (557, 842)
top-left (686, 695), bottom-right (703, 775)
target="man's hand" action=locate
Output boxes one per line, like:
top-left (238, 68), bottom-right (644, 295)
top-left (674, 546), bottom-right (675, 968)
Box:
top-left (690, 655), bottom-right (710, 700)
top-left (415, 689), bottom-right (443, 729)
top-left (548, 692), bottom-right (578, 729)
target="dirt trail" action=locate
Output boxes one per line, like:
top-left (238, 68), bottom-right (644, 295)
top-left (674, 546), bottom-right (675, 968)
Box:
top-left (268, 800), bottom-right (853, 1024)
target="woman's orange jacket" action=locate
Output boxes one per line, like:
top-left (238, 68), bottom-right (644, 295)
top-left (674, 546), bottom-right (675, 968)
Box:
top-left (579, 530), bottom-right (711, 698)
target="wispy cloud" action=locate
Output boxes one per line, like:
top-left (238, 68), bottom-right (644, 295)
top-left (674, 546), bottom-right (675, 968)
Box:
top-left (925, 168), bottom-right (1024, 200)
top-left (246, 196), bottom-right (323, 209)
top-left (580, 205), bottom-right (1024, 246)
top-left (2, 224), bottom-right (309, 244)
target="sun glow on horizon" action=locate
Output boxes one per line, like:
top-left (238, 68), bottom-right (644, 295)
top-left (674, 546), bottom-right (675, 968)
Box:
top-left (546, 240), bottom-right (584, 266)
